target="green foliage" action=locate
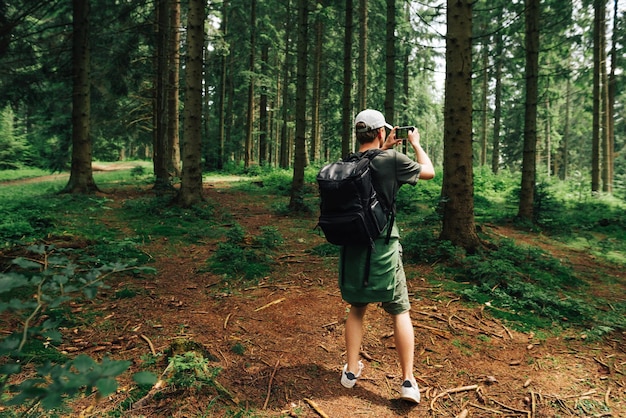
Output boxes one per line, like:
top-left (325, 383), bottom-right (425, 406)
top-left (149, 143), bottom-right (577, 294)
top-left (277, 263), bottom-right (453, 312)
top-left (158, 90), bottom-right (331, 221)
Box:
top-left (403, 228), bottom-right (461, 264)
top-left (230, 343), bottom-right (246, 356)
top-left (0, 245), bottom-right (152, 412)
top-left (437, 237), bottom-right (624, 336)
top-left (120, 196), bottom-right (219, 244)
top-left (254, 226), bottom-right (284, 249)
top-left (5, 355), bottom-right (130, 410)
top-left (310, 242), bottom-right (339, 257)
top-left (166, 352), bottom-right (221, 392)
top-left (0, 106), bottom-right (31, 169)
top-left (208, 223), bottom-right (281, 281)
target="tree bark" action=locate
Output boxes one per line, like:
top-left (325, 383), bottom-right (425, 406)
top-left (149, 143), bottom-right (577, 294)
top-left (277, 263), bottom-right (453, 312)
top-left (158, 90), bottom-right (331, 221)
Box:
top-left (217, 0), bottom-right (229, 170)
top-left (517, 0), bottom-right (539, 221)
top-left (289, 0), bottom-right (308, 211)
top-left (384, 0), bottom-right (395, 124)
top-left (591, 0), bottom-right (602, 192)
top-left (601, 0), bottom-right (610, 192)
top-left (357, 0), bottom-right (367, 110)
top-left (63, 0), bottom-right (98, 194)
top-left (341, 0), bottom-right (353, 157)
top-left (439, 0), bottom-right (480, 252)
top-left (153, 0), bottom-right (171, 191)
top-left (168, 0), bottom-right (181, 177)
top-left (178, 0), bottom-right (204, 207)
top-left (607, 0), bottom-right (617, 193)
top-left (479, 33), bottom-right (488, 167)
top-left (491, 27), bottom-right (503, 174)
top-left (245, 0), bottom-right (256, 169)
top-left (280, 0), bottom-right (293, 169)
top-left (260, 43), bottom-right (269, 164)
top-left (310, 0), bottom-right (323, 163)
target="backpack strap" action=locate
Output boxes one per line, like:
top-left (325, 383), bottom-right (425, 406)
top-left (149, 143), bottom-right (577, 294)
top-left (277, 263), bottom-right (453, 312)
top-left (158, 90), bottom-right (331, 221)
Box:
top-left (384, 151), bottom-right (399, 245)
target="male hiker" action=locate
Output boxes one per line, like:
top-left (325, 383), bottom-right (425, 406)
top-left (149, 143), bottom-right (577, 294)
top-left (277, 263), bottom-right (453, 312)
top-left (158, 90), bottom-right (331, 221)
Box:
top-left (339, 109), bottom-right (435, 403)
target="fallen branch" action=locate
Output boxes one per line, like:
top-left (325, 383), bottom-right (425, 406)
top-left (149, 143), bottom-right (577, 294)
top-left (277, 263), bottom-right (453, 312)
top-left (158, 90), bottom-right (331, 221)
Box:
top-left (263, 360), bottom-right (280, 409)
top-left (255, 297), bottom-right (286, 312)
top-left (490, 397), bottom-right (531, 416)
top-left (304, 398), bottom-right (330, 418)
top-left (467, 402), bottom-right (503, 415)
top-left (413, 322), bottom-right (450, 339)
top-left (224, 313), bottom-right (232, 330)
top-left (140, 334), bottom-right (156, 355)
top-left (430, 384), bottom-right (479, 410)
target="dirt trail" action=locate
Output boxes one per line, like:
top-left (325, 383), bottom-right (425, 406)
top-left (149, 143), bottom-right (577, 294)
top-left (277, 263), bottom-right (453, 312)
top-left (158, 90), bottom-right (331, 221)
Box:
top-left (4, 176), bottom-right (625, 417)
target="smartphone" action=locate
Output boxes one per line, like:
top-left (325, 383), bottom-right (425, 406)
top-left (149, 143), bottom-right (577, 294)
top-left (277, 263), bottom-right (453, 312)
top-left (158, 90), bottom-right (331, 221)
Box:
top-left (395, 126), bottom-right (415, 140)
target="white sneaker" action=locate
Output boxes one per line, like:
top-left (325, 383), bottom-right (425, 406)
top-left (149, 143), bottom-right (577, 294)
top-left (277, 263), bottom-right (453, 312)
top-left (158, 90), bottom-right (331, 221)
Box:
top-left (340, 361), bottom-right (364, 388)
top-left (400, 380), bottom-right (420, 403)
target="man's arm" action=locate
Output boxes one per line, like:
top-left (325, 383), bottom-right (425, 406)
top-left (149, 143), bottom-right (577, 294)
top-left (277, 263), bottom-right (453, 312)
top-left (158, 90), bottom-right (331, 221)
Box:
top-left (407, 128), bottom-right (435, 180)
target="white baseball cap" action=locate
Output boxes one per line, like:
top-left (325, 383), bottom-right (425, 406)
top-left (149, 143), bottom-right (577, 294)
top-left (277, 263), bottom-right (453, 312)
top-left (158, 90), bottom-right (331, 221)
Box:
top-left (354, 109), bottom-right (393, 133)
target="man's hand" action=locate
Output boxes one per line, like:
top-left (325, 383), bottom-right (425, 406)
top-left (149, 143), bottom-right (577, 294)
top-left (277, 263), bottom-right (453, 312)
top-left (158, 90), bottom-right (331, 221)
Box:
top-left (382, 127), bottom-right (404, 150)
top-left (407, 127), bottom-right (421, 149)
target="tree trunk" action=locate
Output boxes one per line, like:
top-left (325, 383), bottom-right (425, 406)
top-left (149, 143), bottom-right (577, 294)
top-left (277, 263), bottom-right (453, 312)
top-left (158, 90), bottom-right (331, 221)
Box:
top-left (591, 0), bottom-right (602, 192)
top-left (545, 95), bottom-right (551, 176)
top-left (310, 0), bottom-right (323, 163)
top-left (607, 0), bottom-right (617, 193)
top-left (217, 0), bottom-right (229, 170)
top-left (168, 0), bottom-right (181, 178)
top-left (601, 0), bottom-right (609, 193)
top-left (357, 0), bottom-right (367, 110)
top-left (384, 0), bottom-right (395, 124)
top-left (479, 33), bottom-right (488, 166)
top-left (260, 43), bottom-right (269, 165)
top-left (341, 0), bottom-right (353, 157)
top-left (153, 0), bottom-right (171, 191)
top-left (491, 27), bottom-right (503, 174)
top-left (178, 0), bottom-right (204, 207)
top-left (517, 0), bottom-right (539, 221)
top-left (280, 0), bottom-right (293, 168)
top-left (439, 0), bottom-right (480, 252)
top-left (63, 0), bottom-right (98, 194)
top-left (557, 68), bottom-right (571, 180)
top-left (245, 0), bottom-right (257, 169)
top-left (289, 0), bottom-right (308, 211)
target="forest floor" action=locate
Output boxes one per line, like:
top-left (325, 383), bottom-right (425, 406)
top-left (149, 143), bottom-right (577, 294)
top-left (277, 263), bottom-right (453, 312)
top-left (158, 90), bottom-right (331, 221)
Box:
top-left (4, 173), bottom-right (626, 417)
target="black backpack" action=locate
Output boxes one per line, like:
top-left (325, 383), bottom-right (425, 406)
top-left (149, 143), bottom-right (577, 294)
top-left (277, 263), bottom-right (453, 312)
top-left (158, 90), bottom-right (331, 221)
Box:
top-left (316, 150), bottom-right (394, 247)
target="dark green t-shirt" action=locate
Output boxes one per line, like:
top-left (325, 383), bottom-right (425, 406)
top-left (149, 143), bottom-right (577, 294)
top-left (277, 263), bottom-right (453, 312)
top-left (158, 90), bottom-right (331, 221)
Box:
top-left (362, 149), bottom-right (422, 213)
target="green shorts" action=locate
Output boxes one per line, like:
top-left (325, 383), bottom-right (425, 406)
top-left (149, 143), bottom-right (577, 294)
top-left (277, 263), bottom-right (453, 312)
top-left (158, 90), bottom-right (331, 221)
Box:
top-left (350, 247), bottom-right (410, 315)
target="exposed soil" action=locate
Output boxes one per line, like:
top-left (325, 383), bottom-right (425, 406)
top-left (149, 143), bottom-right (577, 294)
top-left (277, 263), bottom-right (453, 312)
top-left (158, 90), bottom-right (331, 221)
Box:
top-left (3, 176), bottom-right (626, 417)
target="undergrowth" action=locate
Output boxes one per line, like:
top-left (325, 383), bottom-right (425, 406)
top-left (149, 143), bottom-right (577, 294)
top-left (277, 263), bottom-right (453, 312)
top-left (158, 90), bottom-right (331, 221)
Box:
top-left (0, 164), bottom-right (624, 415)
top-left (206, 223), bottom-right (283, 282)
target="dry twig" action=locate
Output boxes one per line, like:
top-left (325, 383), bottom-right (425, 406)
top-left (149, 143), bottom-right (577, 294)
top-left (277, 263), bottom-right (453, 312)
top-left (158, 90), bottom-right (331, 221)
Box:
top-left (263, 360), bottom-right (280, 409)
top-left (304, 398), bottom-right (330, 418)
top-left (255, 297), bottom-right (286, 312)
top-left (140, 334), bottom-right (156, 355)
top-left (430, 384), bottom-right (479, 410)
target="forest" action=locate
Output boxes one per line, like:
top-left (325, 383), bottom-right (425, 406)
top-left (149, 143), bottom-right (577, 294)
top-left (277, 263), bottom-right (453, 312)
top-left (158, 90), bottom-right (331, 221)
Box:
top-left (0, 0), bottom-right (625, 417)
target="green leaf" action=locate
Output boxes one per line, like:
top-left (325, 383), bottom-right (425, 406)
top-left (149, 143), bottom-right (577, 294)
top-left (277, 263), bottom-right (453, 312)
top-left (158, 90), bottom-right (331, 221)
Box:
top-left (133, 371), bottom-right (158, 386)
top-left (0, 273), bottom-right (29, 293)
top-left (12, 257), bottom-right (42, 269)
top-left (83, 286), bottom-right (98, 299)
top-left (101, 358), bottom-right (131, 377)
top-left (95, 377), bottom-right (118, 397)
top-left (72, 355), bottom-right (96, 373)
top-left (0, 362), bottom-right (21, 375)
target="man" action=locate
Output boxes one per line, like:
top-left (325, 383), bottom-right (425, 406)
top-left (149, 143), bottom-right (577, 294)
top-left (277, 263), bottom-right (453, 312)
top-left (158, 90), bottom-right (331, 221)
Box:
top-left (340, 109), bottom-right (435, 403)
